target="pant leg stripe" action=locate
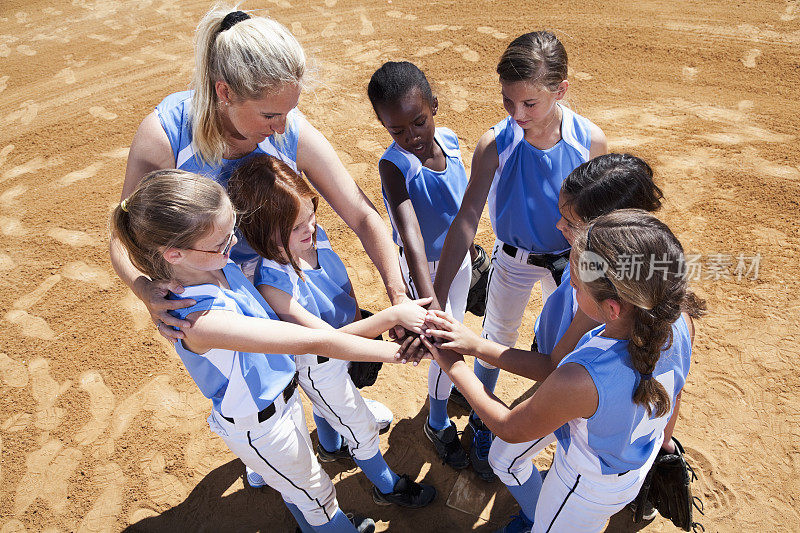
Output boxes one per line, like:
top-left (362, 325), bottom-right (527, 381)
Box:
top-left (480, 254), bottom-right (497, 331)
top-left (307, 367), bottom-right (361, 451)
top-left (507, 437), bottom-right (545, 485)
top-left (545, 473), bottom-right (581, 533)
top-left (434, 366), bottom-right (445, 399)
top-left (246, 430), bottom-right (332, 522)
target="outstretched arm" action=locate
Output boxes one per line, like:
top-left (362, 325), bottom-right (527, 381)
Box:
top-left (182, 309), bottom-right (405, 364)
top-left (296, 117), bottom-right (407, 305)
top-left (433, 130), bottom-right (498, 305)
top-left (424, 336), bottom-right (598, 443)
top-left (426, 310), bottom-right (556, 381)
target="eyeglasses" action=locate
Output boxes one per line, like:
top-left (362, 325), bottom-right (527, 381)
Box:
top-left (186, 225), bottom-right (237, 256)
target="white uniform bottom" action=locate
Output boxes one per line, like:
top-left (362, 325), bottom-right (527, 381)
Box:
top-left (489, 433), bottom-right (557, 485)
top-left (478, 239), bottom-right (558, 370)
top-left (399, 250), bottom-right (470, 400)
top-left (297, 356), bottom-right (381, 461)
top-left (533, 443), bottom-right (651, 532)
top-left (207, 392), bottom-right (339, 526)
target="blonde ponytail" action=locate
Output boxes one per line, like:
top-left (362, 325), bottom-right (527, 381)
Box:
top-left (191, 4), bottom-right (306, 164)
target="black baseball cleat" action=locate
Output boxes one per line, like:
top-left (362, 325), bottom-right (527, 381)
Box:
top-left (424, 420), bottom-right (470, 470)
top-left (316, 441), bottom-right (354, 463)
top-left (372, 474), bottom-right (437, 508)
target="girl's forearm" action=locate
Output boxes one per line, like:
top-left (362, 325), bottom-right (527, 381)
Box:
top-left (472, 338), bottom-right (557, 381)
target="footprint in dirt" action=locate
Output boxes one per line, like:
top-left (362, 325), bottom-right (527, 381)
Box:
top-left (453, 44), bottom-right (479, 62)
top-left (13, 274), bottom-right (61, 310)
top-left (359, 12), bottom-right (374, 36)
top-left (13, 438), bottom-right (82, 515)
top-left (4, 100), bottom-right (39, 126)
top-left (48, 227), bottom-right (97, 247)
top-left (120, 290), bottom-right (151, 331)
top-left (386, 10), bottom-right (417, 21)
top-left (741, 48), bottom-right (762, 68)
top-left (683, 444), bottom-right (738, 520)
top-left (780, 0), bottom-right (798, 21)
top-left (140, 450), bottom-right (190, 508)
top-left (477, 26), bottom-right (508, 40)
top-left (0, 216), bottom-right (25, 236)
top-left (5, 310), bottom-right (55, 340)
top-left (0, 75), bottom-right (7, 93)
top-left (57, 162), bottom-right (104, 187)
top-left (0, 352), bottom-right (28, 387)
top-left (63, 261), bottom-right (113, 290)
top-left (79, 462), bottom-right (126, 532)
top-left (29, 357), bottom-right (72, 431)
top-left (0, 253), bottom-right (15, 270)
top-left (74, 371), bottom-right (115, 446)
top-left (89, 106), bottom-right (117, 120)
top-left (0, 184), bottom-right (26, 210)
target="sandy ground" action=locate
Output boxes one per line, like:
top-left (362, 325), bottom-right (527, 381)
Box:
top-left (0, 0), bottom-right (799, 531)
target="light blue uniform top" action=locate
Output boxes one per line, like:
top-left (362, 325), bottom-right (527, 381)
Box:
top-left (488, 104), bottom-right (593, 254)
top-left (554, 316), bottom-right (692, 476)
top-left (168, 261), bottom-right (296, 418)
top-left (254, 226), bottom-right (357, 330)
top-left (155, 90), bottom-right (301, 265)
top-left (380, 127), bottom-right (468, 262)
top-left (534, 263), bottom-right (577, 354)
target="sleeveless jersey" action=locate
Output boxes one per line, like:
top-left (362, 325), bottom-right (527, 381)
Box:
top-left (534, 263), bottom-right (577, 354)
top-left (554, 316), bottom-right (692, 475)
top-left (168, 261), bottom-right (296, 418)
top-left (254, 226), bottom-right (357, 330)
top-left (156, 90), bottom-right (301, 264)
top-left (380, 127), bottom-right (468, 262)
top-left (487, 104), bottom-right (593, 254)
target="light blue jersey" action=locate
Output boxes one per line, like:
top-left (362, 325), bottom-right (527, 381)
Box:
top-left (488, 104), bottom-right (593, 254)
top-left (534, 263), bottom-right (577, 354)
top-left (380, 127), bottom-right (468, 262)
top-left (155, 90), bottom-right (301, 264)
top-left (254, 226), bottom-right (357, 330)
top-left (168, 261), bottom-right (296, 418)
top-left (554, 316), bottom-right (692, 476)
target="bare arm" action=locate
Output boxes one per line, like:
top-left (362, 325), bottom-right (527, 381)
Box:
top-left (296, 117), bottom-right (407, 304)
top-left (182, 309), bottom-right (403, 363)
top-left (258, 284), bottom-right (428, 339)
top-left (588, 122), bottom-right (608, 160)
top-left (425, 310), bottom-right (557, 380)
top-left (109, 111), bottom-right (193, 339)
top-left (379, 159), bottom-right (440, 309)
top-left (427, 338), bottom-right (598, 443)
top-left (433, 130), bottom-right (498, 304)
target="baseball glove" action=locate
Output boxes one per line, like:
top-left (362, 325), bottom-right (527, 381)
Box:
top-left (466, 245), bottom-right (490, 317)
top-left (348, 309), bottom-right (383, 389)
top-left (632, 437), bottom-right (704, 531)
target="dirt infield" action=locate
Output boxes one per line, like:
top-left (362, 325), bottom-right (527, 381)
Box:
top-left (1, 0), bottom-right (799, 531)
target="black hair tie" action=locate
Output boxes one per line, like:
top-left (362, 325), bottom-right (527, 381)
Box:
top-left (640, 372), bottom-right (653, 381)
top-left (220, 10), bottom-right (250, 32)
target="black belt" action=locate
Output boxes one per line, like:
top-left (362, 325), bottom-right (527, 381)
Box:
top-left (501, 244), bottom-right (571, 287)
top-left (220, 372), bottom-right (298, 424)
top-left (316, 356), bottom-right (329, 364)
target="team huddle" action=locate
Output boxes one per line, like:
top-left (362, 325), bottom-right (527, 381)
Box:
top-left (109, 5), bottom-right (705, 533)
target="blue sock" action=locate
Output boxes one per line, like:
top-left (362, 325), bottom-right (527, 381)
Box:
top-left (474, 360), bottom-right (500, 393)
top-left (313, 509), bottom-right (358, 532)
top-left (354, 451), bottom-right (400, 494)
top-left (506, 467), bottom-right (543, 524)
top-left (285, 501), bottom-right (315, 533)
top-left (427, 396), bottom-right (451, 431)
top-left (313, 413), bottom-right (342, 453)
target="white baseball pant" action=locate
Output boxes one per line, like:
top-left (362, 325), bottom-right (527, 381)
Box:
top-left (489, 433), bottom-right (557, 485)
top-left (207, 392), bottom-right (339, 526)
top-left (478, 239), bottom-right (558, 371)
top-left (399, 250), bottom-right (470, 400)
top-left (298, 357), bottom-right (381, 461)
top-left (533, 443), bottom-right (652, 532)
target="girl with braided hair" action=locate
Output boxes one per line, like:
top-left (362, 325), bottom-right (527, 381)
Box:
top-left (424, 209), bottom-right (705, 532)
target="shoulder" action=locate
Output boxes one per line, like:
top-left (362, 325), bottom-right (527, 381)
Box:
top-left (561, 105), bottom-right (607, 158)
top-left (380, 143), bottom-right (419, 178)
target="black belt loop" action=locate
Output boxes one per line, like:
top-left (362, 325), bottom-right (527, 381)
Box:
top-left (501, 243), bottom-right (571, 286)
top-left (398, 246), bottom-right (403, 256)
top-left (316, 355), bottom-right (329, 364)
top-left (221, 372), bottom-right (298, 425)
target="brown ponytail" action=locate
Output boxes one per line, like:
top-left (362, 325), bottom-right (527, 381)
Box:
top-left (573, 209), bottom-right (706, 417)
